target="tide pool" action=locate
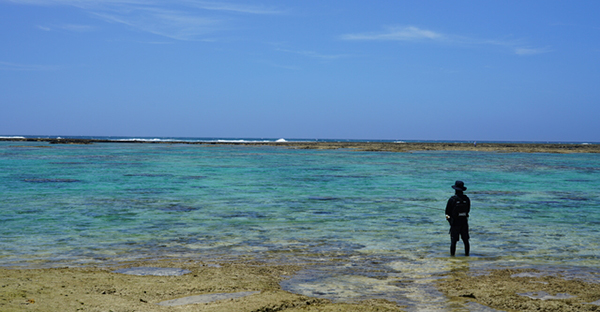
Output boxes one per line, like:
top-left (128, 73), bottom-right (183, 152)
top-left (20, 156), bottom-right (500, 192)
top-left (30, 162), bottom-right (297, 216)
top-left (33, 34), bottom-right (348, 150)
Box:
top-left (1, 141), bottom-right (599, 309)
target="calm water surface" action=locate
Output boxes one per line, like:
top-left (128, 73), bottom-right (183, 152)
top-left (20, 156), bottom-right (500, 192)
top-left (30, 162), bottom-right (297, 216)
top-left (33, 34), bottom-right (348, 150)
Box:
top-left (1, 142), bottom-right (599, 310)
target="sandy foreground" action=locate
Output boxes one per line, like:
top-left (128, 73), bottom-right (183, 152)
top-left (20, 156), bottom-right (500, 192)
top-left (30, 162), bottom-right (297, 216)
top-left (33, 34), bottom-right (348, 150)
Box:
top-left (2, 260), bottom-right (600, 312)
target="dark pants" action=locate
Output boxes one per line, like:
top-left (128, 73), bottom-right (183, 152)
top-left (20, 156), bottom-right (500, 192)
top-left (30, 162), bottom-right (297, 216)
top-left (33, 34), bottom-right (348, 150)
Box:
top-left (450, 221), bottom-right (470, 256)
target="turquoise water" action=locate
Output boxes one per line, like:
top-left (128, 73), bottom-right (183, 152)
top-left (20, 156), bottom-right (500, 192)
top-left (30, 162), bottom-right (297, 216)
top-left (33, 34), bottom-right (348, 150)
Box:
top-left (1, 141), bottom-right (599, 309)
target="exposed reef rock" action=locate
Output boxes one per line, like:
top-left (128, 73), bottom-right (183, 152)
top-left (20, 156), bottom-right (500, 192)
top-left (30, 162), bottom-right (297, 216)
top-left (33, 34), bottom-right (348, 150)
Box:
top-left (2, 138), bottom-right (599, 153)
top-left (48, 139), bottom-right (94, 144)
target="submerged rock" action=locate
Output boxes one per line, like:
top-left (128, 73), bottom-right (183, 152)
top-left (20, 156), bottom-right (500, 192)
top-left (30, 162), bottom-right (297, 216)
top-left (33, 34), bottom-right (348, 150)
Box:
top-left (156, 291), bottom-right (260, 306)
top-left (517, 291), bottom-right (576, 300)
top-left (113, 267), bottom-right (191, 276)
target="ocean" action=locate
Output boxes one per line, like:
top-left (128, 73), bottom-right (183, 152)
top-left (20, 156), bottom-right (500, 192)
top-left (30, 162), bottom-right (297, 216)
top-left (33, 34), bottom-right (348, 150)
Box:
top-left (1, 138), bottom-right (599, 309)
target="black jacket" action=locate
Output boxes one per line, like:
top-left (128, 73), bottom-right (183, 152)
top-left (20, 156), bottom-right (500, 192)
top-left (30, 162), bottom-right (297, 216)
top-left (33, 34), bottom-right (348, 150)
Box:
top-left (445, 194), bottom-right (470, 225)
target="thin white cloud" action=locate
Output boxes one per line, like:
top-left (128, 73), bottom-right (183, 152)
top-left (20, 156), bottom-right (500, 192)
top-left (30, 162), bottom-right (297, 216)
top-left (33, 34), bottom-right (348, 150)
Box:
top-left (276, 48), bottom-right (348, 60)
top-left (341, 26), bottom-right (443, 41)
top-left (0, 61), bottom-right (60, 71)
top-left (514, 46), bottom-right (552, 56)
top-left (5, 0), bottom-right (152, 9)
top-left (260, 61), bottom-right (300, 71)
top-left (137, 40), bottom-right (175, 45)
top-left (7, 0), bottom-right (282, 13)
top-left (184, 1), bottom-right (284, 15)
top-left (483, 39), bottom-right (552, 56)
top-left (92, 8), bottom-right (221, 41)
top-left (37, 23), bottom-right (95, 32)
top-left (60, 24), bottom-right (95, 32)
top-left (342, 25), bottom-right (550, 56)
top-left (7, 0), bottom-right (284, 40)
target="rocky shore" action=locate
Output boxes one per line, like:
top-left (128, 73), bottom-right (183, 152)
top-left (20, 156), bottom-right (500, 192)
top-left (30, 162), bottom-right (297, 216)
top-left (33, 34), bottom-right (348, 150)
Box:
top-left (3, 260), bottom-right (599, 311)
top-left (438, 267), bottom-right (600, 312)
top-left (0, 260), bottom-right (404, 312)
top-left (2, 138), bottom-right (599, 153)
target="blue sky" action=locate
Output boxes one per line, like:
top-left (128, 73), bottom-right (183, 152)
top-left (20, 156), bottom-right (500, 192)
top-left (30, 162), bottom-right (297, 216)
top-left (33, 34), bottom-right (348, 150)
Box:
top-left (1, 1), bottom-right (599, 141)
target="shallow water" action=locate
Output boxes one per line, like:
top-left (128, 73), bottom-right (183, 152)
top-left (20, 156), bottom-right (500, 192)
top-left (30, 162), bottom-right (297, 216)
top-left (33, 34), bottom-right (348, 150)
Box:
top-left (1, 142), bottom-right (599, 309)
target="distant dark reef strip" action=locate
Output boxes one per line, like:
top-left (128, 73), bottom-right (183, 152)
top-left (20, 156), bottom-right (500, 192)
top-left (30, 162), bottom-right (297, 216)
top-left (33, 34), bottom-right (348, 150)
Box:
top-left (2, 137), bottom-right (599, 153)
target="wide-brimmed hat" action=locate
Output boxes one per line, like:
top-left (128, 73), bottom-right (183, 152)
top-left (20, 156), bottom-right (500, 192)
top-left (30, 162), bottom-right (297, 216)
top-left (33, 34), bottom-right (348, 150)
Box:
top-left (452, 180), bottom-right (467, 191)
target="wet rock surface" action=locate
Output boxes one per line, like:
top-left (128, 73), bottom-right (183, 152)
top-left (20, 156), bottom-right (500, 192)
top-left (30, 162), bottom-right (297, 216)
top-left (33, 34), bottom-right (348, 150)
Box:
top-left (437, 268), bottom-right (600, 312)
top-left (0, 261), bottom-right (403, 312)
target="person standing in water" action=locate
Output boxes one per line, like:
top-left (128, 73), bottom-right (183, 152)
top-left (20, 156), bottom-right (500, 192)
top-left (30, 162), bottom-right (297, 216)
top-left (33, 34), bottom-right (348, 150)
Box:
top-left (445, 181), bottom-right (470, 256)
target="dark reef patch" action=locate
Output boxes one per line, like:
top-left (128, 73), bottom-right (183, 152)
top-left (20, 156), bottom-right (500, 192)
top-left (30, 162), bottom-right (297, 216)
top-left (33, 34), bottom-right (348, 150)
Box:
top-left (158, 204), bottom-right (200, 212)
top-left (22, 178), bottom-right (81, 183)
